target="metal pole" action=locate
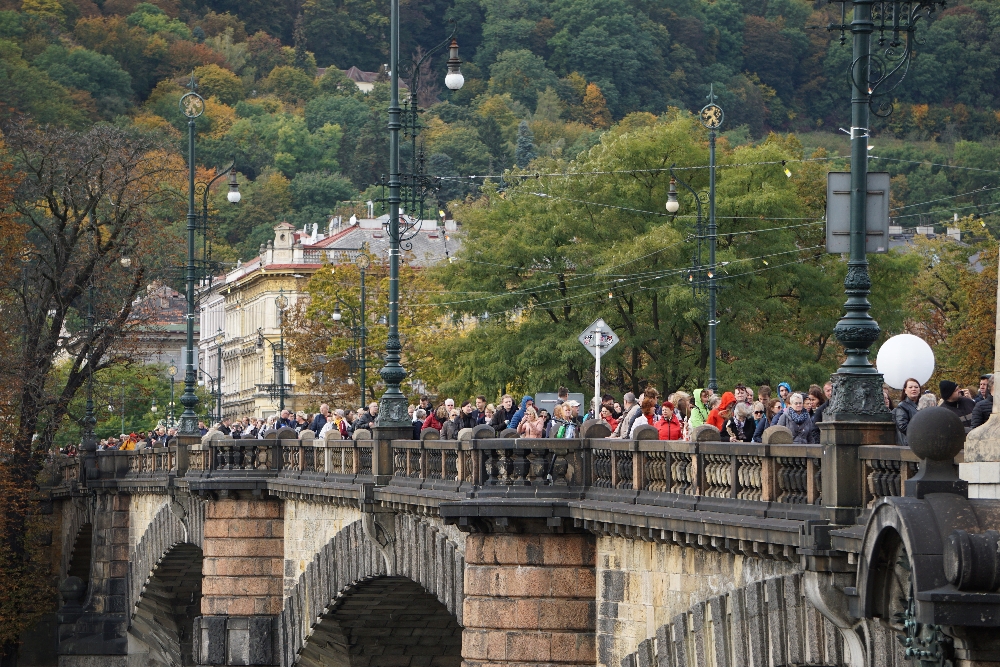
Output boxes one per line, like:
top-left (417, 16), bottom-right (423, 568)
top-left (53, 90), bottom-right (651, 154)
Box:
top-left (179, 105), bottom-right (200, 435)
top-left (707, 129), bottom-right (718, 394)
top-left (278, 317), bottom-right (285, 412)
top-left (829, 0), bottom-right (886, 415)
top-left (360, 266), bottom-right (366, 409)
top-left (216, 338), bottom-right (223, 423)
top-left (121, 381), bottom-right (125, 435)
top-left (169, 376), bottom-right (175, 427)
top-left (376, 0), bottom-right (409, 428)
top-left (594, 322), bottom-right (602, 421)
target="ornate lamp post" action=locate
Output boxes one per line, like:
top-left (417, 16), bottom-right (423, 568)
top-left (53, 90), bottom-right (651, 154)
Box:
top-left (378, 1), bottom-right (464, 429)
top-left (177, 74), bottom-right (240, 436)
top-left (168, 363), bottom-right (177, 428)
top-left (826, 0), bottom-right (945, 416)
top-left (664, 88), bottom-right (723, 393)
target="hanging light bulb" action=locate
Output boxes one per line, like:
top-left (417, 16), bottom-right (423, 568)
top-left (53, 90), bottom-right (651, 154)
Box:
top-left (227, 170), bottom-right (241, 203)
top-left (444, 38), bottom-right (464, 91)
top-left (666, 177), bottom-right (680, 213)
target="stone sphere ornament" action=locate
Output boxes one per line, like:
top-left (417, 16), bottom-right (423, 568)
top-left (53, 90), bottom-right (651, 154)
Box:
top-left (907, 407), bottom-right (964, 462)
top-left (876, 333), bottom-right (935, 390)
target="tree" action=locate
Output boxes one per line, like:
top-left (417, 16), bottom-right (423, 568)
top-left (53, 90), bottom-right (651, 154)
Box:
top-left (193, 63), bottom-right (243, 105)
top-left (429, 114), bottom-right (914, 399)
top-left (487, 49), bottom-right (559, 110)
top-left (288, 170), bottom-right (356, 225)
top-left (582, 82), bottom-right (611, 129)
top-left (286, 253), bottom-right (444, 406)
top-left (261, 65), bottom-right (317, 104)
top-left (514, 120), bottom-right (536, 168)
top-left (32, 44), bottom-right (134, 119)
top-left (0, 121), bottom-right (177, 659)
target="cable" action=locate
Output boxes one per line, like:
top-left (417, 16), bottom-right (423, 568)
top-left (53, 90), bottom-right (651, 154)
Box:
top-left (692, 220), bottom-right (824, 238)
top-left (891, 184), bottom-right (1000, 211)
top-left (527, 192), bottom-right (826, 222)
top-left (434, 155), bottom-right (848, 181)
top-left (871, 156), bottom-right (1000, 175)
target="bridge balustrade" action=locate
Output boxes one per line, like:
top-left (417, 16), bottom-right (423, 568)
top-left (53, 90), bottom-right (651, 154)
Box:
top-left (47, 428), bottom-right (961, 519)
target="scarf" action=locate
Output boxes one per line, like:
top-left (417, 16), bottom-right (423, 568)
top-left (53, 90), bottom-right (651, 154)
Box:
top-left (787, 409), bottom-right (809, 425)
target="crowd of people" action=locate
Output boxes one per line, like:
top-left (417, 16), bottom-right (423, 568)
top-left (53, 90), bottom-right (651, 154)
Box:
top-left (61, 372), bottom-right (993, 455)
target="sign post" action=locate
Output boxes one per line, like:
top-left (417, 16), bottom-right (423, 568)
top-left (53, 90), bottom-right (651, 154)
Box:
top-left (579, 318), bottom-right (619, 420)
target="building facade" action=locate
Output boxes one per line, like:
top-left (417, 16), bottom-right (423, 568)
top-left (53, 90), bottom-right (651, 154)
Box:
top-left (199, 216), bottom-right (457, 420)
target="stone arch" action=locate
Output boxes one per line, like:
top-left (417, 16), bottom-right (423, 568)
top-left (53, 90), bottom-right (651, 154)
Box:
top-left (65, 521), bottom-right (94, 600)
top-left (127, 542), bottom-right (204, 667)
top-left (620, 573), bottom-right (866, 667)
top-left (279, 514), bottom-right (465, 667)
top-left (60, 496), bottom-right (94, 581)
top-left (129, 496), bottom-right (205, 614)
top-left (295, 576), bottom-right (462, 667)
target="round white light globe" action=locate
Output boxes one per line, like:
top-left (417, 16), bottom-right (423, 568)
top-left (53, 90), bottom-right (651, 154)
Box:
top-left (665, 199), bottom-right (679, 213)
top-left (876, 333), bottom-right (935, 390)
top-left (227, 190), bottom-right (241, 203)
top-left (445, 71), bottom-right (465, 91)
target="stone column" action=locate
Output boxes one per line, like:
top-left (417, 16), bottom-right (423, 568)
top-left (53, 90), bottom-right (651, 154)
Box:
top-left (962, 251), bottom-right (1000, 498)
top-left (462, 533), bottom-right (596, 667)
top-left (194, 497), bottom-right (284, 666)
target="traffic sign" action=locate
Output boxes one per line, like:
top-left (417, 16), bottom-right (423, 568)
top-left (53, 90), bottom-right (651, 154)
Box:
top-left (579, 318), bottom-right (618, 359)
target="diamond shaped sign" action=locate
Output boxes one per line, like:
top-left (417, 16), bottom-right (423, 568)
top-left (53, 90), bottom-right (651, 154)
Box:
top-left (579, 318), bottom-right (619, 359)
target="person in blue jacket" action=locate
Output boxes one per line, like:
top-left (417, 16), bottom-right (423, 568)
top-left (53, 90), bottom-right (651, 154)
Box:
top-left (508, 396), bottom-right (534, 430)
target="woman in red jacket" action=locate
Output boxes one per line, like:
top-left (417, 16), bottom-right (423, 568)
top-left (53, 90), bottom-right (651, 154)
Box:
top-left (707, 392), bottom-right (736, 431)
top-left (656, 401), bottom-right (683, 440)
top-left (422, 405), bottom-right (447, 432)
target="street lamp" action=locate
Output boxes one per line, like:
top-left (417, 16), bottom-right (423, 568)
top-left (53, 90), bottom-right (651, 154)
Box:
top-left (825, 0), bottom-right (945, 416)
top-left (177, 73), bottom-right (240, 437)
top-left (380, 4), bottom-right (463, 429)
top-left (444, 38), bottom-right (464, 91)
top-left (664, 83), bottom-right (723, 394)
top-left (196, 157), bottom-right (240, 289)
top-left (168, 363), bottom-right (177, 428)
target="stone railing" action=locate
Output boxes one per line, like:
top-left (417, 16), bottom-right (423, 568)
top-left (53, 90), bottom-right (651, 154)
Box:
top-left (66, 422), bottom-right (961, 524)
top-left (184, 428), bottom-right (375, 486)
top-left (587, 438), bottom-right (822, 504)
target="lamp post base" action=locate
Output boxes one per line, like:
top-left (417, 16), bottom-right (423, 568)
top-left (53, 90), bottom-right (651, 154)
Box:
top-left (825, 372), bottom-right (892, 422)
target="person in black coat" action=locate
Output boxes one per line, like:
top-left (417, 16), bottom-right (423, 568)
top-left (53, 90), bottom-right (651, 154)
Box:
top-left (939, 380), bottom-right (976, 431)
top-left (971, 377), bottom-right (994, 428)
top-left (456, 401), bottom-right (479, 431)
top-left (489, 394), bottom-right (516, 433)
top-left (893, 378), bottom-right (921, 446)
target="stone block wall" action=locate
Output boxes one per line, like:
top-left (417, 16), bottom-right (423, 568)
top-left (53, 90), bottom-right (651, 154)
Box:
top-left (462, 533), bottom-right (596, 667)
top-left (596, 537), bottom-right (798, 667)
top-left (127, 494), bottom-right (169, 553)
top-left (202, 499), bottom-right (284, 616)
top-left (90, 492), bottom-right (131, 616)
top-left (282, 499), bottom-right (361, 597)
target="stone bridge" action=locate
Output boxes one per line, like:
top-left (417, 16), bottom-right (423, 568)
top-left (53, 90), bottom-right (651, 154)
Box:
top-left (31, 411), bottom-right (1000, 667)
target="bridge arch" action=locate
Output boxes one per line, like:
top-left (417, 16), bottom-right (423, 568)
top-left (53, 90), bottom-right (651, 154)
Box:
top-left (280, 514), bottom-right (465, 667)
top-left (296, 576), bottom-right (462, 667)
top-left (617, 572), bottom-right (913, 667)
top-left (127, 499), bottom-right (206, 667)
